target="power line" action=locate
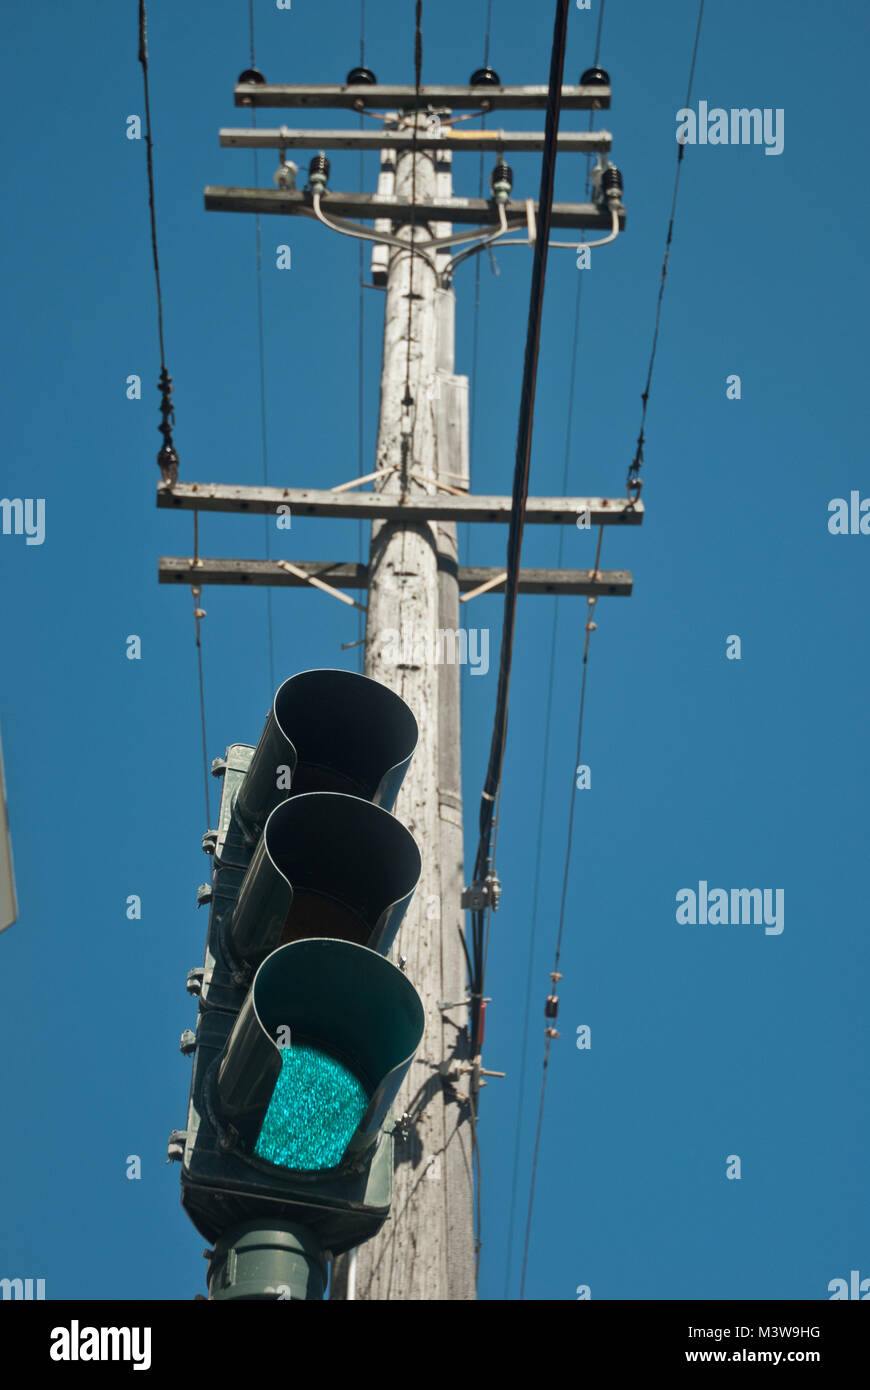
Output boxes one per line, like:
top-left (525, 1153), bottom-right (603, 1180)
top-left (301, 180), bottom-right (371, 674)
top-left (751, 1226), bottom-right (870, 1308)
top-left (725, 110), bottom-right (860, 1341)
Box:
top-left (245, 4), bottom-right (276, 696)
top-left (519, 532), bottom-right (602, 1299)
top-left (356, 1), bottom-right (366, 671)
top-left (626, 0), bottom-right (704, 506)
top-left (139, 1), bottom-right (211, 832)
top-left (400, 1), bottom-right (424, 493)
top-left (468, 0), bottom-right (572, 1060)
top-left (515, 0), bottom-right (705, 1298)
top-left (503, 261), bottom-right (586, 1298)
top-left (465, 0), bottom-right (495, 575)
top-left (503, 0), bottom-right (607, 1300)
top-left (137, 0), bottom-right (178, 486)
top-left (191, 515), bottom-right (212, 835)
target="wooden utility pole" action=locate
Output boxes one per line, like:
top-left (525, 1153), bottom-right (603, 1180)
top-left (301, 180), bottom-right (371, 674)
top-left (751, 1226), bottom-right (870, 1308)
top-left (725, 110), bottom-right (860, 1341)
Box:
top-left (159, 73), bottom-right (636, 1303)
top-left (330, 118), bottom-right (475, 1300)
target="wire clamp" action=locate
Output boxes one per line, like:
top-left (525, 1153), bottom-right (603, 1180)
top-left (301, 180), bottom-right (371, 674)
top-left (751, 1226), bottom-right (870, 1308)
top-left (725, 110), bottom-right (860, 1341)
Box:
top-left (461, 871), bottom-right (501, 913)
top-left (544, 971), bottom-right (563, 1037)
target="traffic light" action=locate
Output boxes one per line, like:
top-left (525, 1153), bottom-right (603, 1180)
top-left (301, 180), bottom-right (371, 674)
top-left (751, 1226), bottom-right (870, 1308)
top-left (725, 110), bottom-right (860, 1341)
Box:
top-left (169, 669), bottom-right (424, 1301)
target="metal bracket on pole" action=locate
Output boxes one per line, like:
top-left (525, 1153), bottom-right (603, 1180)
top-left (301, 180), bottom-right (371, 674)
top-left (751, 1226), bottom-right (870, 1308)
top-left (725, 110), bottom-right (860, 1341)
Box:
top-left (461, 871), bottom-right (501, 912)
top-left (439, 1059), bottom-right (506, 1087)
top-left (437, 996), bottom-right (491, 1012)
top-left (167, 1130), bottom-right (188, 1163)
top-left (526, 198), bottom-right (537, 245)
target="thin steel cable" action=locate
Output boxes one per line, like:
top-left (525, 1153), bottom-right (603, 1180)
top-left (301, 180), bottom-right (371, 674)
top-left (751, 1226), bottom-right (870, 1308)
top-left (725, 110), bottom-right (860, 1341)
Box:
top-left (192, 513), bottom-right (211, 836)
top-left (462, 0), bottom-right (495, 642)
top-left (138, 0), bottom-right (178, 482)
top-left (400, 1), bottom-right (424, 493)
top-left (245, 0), bottom-right (275, 694)
top-left (252, 143), bottom-right (276, 696)
top-left (627, 0), bottom-right (704, 503)
top-left (140, 3), bottom-right (208, 832)
top-left (503, 269), bottom-right (586, 1296)
top-left (517, 0), bottom-right (706, 1299)
top-left (468, 0), bottom-right (571, 1064)
top-left (594, 0), bottom-right (606, 64)
top-left (503, 0), bottom-right (606, 1298)
top-left (138, 1), bottom-right (166, 368)
top-left (246, 0), bottom-right (276, 697)
top-left (519, 531), bottom-right (602, 1299)
top-left (357, 1), bottom-right (366, 669)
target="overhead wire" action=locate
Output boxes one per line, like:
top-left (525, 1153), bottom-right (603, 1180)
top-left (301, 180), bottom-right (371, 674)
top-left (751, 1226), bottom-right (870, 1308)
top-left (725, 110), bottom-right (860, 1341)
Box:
top-left (138, 0), bottom-right (211, 832)
top-left (516, 0), bottom-right (705, 1299)
top-left (467, 0), bottom-right (495, 536)
top-left (247, 2), bottom-right (276, 697)
top-left (627, 0), bottom-right (704, 506)
top-left (467, 0), bottom-right (572, 1064)
top-left (503, 0), bottom-right (607, 1298)
top-left (401, 0), bottom-right (424, 494)
top-left (356, 3), bottom-right (366, 671)
top-left (466, 1), bottom-right (572, 1283)
top-left (519, 531), bottom-right (602, 1301)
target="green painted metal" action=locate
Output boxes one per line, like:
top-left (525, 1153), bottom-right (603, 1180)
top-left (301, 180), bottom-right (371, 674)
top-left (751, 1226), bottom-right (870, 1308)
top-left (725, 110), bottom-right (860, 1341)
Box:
top-left (208, 1221), bottom-right (327, 1301)
top-left (216, 938), bottom-right (425, 1158)
top-left (227, 792), bottom-right (421, 966)
top-left (180, 1003), bottom-right (395, 1253)
top-left (176, 670), bottom-right (425, 1266)
top-left (235, 668), bottom-right (418, 834)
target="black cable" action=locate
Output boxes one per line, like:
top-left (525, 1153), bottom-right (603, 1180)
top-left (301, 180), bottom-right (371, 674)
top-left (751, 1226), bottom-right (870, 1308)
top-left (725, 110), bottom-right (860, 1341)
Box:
top-left (356, 1), bottom-right (366, 670)
top-left (468, 0), bottom-right (571, 1057)
top-left (401, 1), bottom-right (424, 493)
top-left (503, 269), bottom-right (586, 1296)
top-left (503, 0), bottom-right (606, 1298)
top-left (627, 0), bottom-right (704, 504)
top-left (519, 537), bottom-right (601, 1299)
top-left (138, 0), bottom-right (178, 484)
top-left (138, 1), bottom-right (166, 369)
top-left (245, 3), bottom-right (276, 696)
top-left (518, 1), bottom-right (705, 1297)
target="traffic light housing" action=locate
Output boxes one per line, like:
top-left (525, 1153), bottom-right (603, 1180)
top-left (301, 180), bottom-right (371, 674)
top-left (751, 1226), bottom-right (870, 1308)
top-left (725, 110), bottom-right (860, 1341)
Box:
top-left (170, 670), bottom-right (424, 1298)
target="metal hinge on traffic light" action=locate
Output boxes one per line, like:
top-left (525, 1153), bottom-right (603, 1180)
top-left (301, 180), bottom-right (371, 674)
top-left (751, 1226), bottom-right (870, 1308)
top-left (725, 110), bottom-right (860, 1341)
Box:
top-left (167, 1130), bottom-right (188, 1162)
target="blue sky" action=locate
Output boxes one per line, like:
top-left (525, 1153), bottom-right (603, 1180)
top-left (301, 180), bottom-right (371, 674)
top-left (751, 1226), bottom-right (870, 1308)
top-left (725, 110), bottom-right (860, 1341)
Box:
top-left (1, 0), bottom-right (867, 1301)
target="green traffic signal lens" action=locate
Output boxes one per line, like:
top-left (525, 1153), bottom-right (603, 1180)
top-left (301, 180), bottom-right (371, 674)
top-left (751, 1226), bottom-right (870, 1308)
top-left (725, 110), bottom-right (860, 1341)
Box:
top-left (254, 1043), bottom-right (369, 1171)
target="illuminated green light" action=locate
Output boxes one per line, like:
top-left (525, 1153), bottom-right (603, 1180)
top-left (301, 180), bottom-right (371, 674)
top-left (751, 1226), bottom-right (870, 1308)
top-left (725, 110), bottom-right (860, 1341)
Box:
top-left (255, 1043), bottom-right (369, 1171)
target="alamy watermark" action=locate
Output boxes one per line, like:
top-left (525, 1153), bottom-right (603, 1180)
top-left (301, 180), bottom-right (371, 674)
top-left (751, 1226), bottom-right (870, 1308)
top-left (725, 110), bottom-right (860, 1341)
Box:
top-left (675, 881), bottom-right (784, 935)
top-left (1, 1276), bottom-right (45, 1300)
top-left (1, 497), bottom-right (45, 545)
top-left (377, 627), bottom-right (490, 676)
top-left (50, 1322), bottom-right (151, 1371)
top-left (676, 103), bottom-right (784, 156)
top-left (828, 492), bottom-right (870, 534)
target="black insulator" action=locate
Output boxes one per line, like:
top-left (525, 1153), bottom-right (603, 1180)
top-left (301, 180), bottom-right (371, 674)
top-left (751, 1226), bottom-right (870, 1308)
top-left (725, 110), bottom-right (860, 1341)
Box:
top-left (490, 162), bottom-right (513, 190)
top-left (580, 66), bottom-right (610, 87)
top-left (470, 67), bottom-right (501, 86)
top-left (346, 66), bottom-right (377, 86)
top-left (602, 165), bottom-right (623, 198)
top-left (237, 68), bottom-right (266, 106)
top-left (545, 995), bottom-right (559, 1020)
top-left (308, 153), bottom-right (331, 181)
